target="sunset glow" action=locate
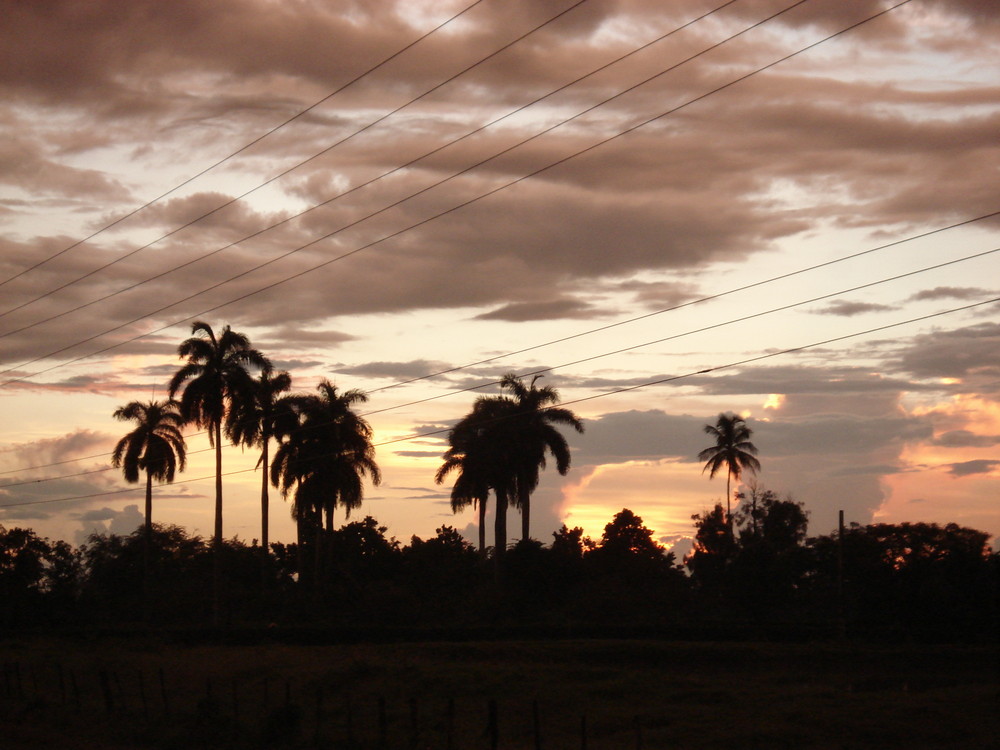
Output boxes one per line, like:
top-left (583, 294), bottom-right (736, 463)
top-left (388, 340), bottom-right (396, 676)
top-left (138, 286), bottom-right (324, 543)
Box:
top-left (0, 0), bottom-right (997, 551)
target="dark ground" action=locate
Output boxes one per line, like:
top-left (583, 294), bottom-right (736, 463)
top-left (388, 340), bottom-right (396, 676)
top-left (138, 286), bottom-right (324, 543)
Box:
top-left (1, 634), bottom-right (996, 749)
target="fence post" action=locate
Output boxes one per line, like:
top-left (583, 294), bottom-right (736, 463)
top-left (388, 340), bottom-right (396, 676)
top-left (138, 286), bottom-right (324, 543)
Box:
top-left (378, 695), bottom-right (388, 749)
top-left (313, 686), bottom-right (324, 744)
top-left (446, 697), bottom-right (455, 750)
top-left (159, 667), bottom-right (169, 718)
top-left (488, 699), bottom-right (498, 750)
top-left (138, 669), bottom-right (149, 722)
top-left (99, 669), bottom-right (114, 714)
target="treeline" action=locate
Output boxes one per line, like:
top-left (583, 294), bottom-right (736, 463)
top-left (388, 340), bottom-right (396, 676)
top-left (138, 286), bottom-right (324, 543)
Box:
top-left (2, 496), bottom-right (996, 641)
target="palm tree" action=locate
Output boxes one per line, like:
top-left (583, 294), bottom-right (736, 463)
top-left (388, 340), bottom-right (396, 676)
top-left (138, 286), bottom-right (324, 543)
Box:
top-left (497, 373), bottom-right (583, 543)
top-left (225, 367), bottom-right (294, 556)
top-left (698, 412), bottom-right (761, 534)
top-left (168, 321), bottom-right (269, 545)
top-left (111, 399), bottom-right (187, 536)
top-left (435, 403), bottom-right (495, 553)
top-left (270, 380), bottom-right (381, 585)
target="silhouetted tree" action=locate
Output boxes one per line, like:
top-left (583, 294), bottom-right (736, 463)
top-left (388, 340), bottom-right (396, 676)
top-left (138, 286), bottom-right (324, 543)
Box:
top-left (698, 412), bottom-right (760, 534)
top-left (438, 395), bottom-right (517, 564)
top-left (111, 399), bottom-right (187, 537)
top-left (731, 487), bottom-right (810, 608)
top-left (687, 503), bottom-right (737, 591)
top-left (169, 321), bottom-right (268, 544)
top-left (435, 407), bottom-right (494, 553)
top-left (226, 366), bottom-right (294, 556)
top-left (0, 526), bottom-right (78, 625)
top-left (271, 380), bottom-right (381, 587)
top-left (497, 373), bottom-right (583, 543)
top-left (809, 521), bottom-right (996, 637)
top-left (589, 508), bottom-right (677, 579)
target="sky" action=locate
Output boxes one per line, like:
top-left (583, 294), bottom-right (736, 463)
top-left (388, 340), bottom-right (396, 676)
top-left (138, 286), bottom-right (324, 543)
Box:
top-left (1, 0), bottom-right (998, 557)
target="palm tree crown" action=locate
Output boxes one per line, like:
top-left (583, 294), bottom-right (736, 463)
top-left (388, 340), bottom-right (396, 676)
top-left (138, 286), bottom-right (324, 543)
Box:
top-left (698, 412), bottom-right (761, 529)
top-left (168, 321), bottom-right (268, 544)
top-left (111, 399), bottom-right (187, 534)
top-left (270, 380), bottom-right (381, 533)
top-left (498, 373), bottom-right (583, 544)
top-left (435, 398), bottom-right (501, 553)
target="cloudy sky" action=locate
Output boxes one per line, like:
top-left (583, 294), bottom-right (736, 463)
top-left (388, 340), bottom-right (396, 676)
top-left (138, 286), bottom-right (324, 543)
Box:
top-left (1, 0), bottom-right (998, 554)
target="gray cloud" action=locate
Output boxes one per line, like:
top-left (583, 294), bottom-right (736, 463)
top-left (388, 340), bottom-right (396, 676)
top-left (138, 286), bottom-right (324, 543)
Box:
top-left (946, 459), bottom-right (1000, 477)
top-left (811, 300), bottom-right (896, 317)
top-left (908, 286), bottom-right (993, 302)
top-left (933, 430), bottom-right (1000, 448)
top-left (475, 298), bottom-right (601, 322)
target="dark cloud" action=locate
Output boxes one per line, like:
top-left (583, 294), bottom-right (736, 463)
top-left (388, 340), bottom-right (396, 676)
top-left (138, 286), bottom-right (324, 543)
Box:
top-left (691, 365), bottom-right (919, 398)
top-left (933, 430), bottom-right (1000, 448)
top-left (946, 459), bottom-right (999, 477)
top-left (475, 298), bottom-right (601, 322)
top-left (891, 322), bottom-right (1000, 381)
top-left (811, 300), bottom-right (896, 317)
top-left (908, 286), bottom-right (993, 302)
top-left (334, 360), bottom-right (454, 380)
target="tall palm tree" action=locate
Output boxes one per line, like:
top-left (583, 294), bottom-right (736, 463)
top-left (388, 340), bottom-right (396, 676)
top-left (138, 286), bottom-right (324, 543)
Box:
top-left (497, 373), bottom-right (583, 543)
top-left (435, 402), bottom-right (495, 553)
top-left (111, 399), bottom-right (187, 536)
top-left (168, 321), bottom-right (269, 545)
top-left (270, 380), bottom-right (381, 585)
top-left (225, 367), bottom-right (294, 555)
top-left (698, 412), bottom-right (761, 533)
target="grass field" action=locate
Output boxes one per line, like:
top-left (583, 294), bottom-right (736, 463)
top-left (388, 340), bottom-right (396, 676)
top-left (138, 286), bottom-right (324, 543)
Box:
top-left (1, 635), bottom-right (996, 748)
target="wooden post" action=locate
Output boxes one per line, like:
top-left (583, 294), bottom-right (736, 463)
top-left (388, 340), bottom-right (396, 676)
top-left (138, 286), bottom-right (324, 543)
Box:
top-left (488, 699), bottom-right (498, 750)
top-left (70, 668), bottom-right (81, 711)
top-left (445, 697), bottom-right (455, 750)
top-left (232, 677), bottom-right (240, 726)
top-left (378, 695), bottom-right (388, 749)
top-left (113, 670), bottom-right (126, 713)
top-left (99, 669), bottom-right (114, 714)
top-left (533, 699), bottom-right (542, 750)
top-left (313, 686), bottom-right (323, 744)
top-left (346, 696), bottom-right (355, 744)
top-left (409, 696), bottom-right (419, 748)
top-left (837, 509), bottom-right (846, 638)
top-left (158, 667), bottom-right (169, 717)
top-left (138, 669), bottom-right (149, 722)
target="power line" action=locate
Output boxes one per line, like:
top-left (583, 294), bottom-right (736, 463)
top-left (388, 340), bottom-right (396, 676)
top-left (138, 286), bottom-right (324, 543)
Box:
top-left (2, 207), bottom-right (994, 476)
top-left (4, 246), bottom-right (995, 487)
top-left (1, 0), bottom-right (909, 386)
top-left (0, 0), bottom-right (590, 321)
top-left (3, 295), bottom-right (995, 511)
top-left (0, 0), bottom-right (488, 290)
top-left (0, 0), bottom-right (743, 341)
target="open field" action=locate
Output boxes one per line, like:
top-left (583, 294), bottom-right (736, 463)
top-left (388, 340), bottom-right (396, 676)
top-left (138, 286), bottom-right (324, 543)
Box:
top-left (1, 635), bottom-right (996, 749)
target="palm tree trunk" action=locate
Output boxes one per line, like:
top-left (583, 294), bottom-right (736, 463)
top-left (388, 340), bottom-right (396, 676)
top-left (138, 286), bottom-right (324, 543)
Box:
top-left (259, 438), bottom-right (270, 596)
top-left (213, 419), bottom-right (223, 626)
top-left (478, 498), bottom-right (486, 554)
top-left (143, 469), bottom-right (152, 618)
top-left (260, 438), bottom-right (269, 554)
top-left (519, 483), bottom-right (530, 543)
top-left (494, 488), bottom-right (507, 579)
top-left (144, 470), bottom-right (153, 537)
top-left (726, 469), bottom-right (733, 540)
top-left (214, 420), bottom-right (224, 543)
